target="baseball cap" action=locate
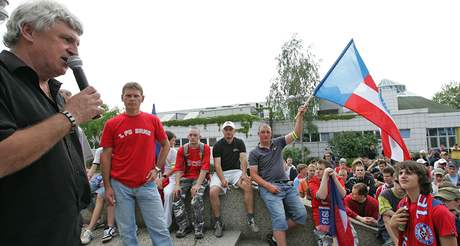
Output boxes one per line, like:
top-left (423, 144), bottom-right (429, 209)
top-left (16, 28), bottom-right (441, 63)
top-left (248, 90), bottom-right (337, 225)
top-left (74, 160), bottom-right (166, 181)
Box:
top-left (433, 168), bottom-right (445, 176)
top-left (339, 158), bottom-right (347, 163)
top-left (222, 121), bottom-right (236, 129)
top-left (447, 162), bottom-right (456, 168)
top-left (435, 159), bottom-right (447, 166)
top-left (435, 187), bottom-right (460, 201)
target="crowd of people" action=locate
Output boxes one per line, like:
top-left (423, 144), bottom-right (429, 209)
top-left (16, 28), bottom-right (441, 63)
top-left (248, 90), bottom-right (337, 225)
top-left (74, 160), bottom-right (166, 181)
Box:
top-left (1, 1), bottom-right (460, 246)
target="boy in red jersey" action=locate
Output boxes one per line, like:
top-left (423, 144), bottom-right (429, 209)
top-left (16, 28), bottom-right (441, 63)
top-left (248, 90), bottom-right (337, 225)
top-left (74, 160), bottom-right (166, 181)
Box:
top-left (390, 161), bottom-right (457, 246)
top-left (173, 127), bottom-right (211, 239)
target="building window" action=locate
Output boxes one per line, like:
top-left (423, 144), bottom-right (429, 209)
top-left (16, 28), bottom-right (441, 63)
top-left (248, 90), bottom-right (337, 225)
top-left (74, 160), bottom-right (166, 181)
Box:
top-left (400, 129), bottom-right (411, 138)
top-left (181, 138), bottom-right (189, 145)
top-left (208, 137), bottom-right (217, 147)
top-left (200, 138), bottom-right (208, 144)
top-left (320, 132), bottom-right (333, 142)
top-left (426, 127), bottom-right (457, 149)
top-left (175, 139), bottom-right (181, 147)
top-left (310, 133), bottom-right (320, 142)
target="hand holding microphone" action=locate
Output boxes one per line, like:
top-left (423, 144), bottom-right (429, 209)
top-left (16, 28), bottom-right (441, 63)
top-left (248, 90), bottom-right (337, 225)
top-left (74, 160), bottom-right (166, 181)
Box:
top-left (63, 55), bottom-right (103, 124)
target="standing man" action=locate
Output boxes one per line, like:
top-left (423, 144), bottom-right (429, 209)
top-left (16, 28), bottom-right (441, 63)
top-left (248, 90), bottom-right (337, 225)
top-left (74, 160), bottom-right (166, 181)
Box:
top-left (173, 127), bottom-right (211, 239)
top-left (0, 1), bottom-right (103, 245)
top-left (100, 82), bottom-right (172, 246)
top-left (210, 121), bottom-right (259, 238)
top-left (249, 106), bottom-right (308, 246)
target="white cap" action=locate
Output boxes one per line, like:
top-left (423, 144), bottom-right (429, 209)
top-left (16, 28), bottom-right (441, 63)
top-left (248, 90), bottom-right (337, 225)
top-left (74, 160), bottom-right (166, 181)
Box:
top-left (222, 121), bottom-right (236, 129)
top-left (416, 158), bottom-right (427, 164)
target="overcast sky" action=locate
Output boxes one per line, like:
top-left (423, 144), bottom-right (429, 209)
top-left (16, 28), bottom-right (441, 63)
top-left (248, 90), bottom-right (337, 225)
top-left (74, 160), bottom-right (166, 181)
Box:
top-left (1, 0), bottom-right (459, 113)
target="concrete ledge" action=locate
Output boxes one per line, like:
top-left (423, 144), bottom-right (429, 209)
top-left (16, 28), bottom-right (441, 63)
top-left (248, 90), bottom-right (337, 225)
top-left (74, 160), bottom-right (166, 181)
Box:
top-left (82, 187), bottom-right (381, 245)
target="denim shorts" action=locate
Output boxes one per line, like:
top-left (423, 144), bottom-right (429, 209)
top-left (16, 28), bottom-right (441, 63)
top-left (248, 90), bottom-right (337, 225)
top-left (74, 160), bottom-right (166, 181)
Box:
top-left (259, 182), bottom-right (307, 230)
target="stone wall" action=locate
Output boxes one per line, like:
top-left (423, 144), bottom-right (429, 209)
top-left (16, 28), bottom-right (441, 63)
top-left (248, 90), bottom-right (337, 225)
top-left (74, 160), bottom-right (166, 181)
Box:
top-left (82, 187), bottom-right (381, 245)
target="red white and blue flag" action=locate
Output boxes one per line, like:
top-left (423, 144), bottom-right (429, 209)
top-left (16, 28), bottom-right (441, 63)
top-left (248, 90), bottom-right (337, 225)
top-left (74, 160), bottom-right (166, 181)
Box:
top-left (314, 39), bottom-right (410, 161)
top-left (328, 179), bottom-right (354, 245)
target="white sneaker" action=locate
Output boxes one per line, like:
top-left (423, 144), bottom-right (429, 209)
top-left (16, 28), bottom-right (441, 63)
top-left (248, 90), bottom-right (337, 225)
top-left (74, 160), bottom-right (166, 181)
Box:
top-left (102, 226), bottom-right (117, 243)
top-left (80, 229), bottom-right (93, 245)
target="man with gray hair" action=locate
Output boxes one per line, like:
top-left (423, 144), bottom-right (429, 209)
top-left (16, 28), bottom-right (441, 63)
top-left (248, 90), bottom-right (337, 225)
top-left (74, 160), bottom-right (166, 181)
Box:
top-left (0, 1), bottom-right (103, 245)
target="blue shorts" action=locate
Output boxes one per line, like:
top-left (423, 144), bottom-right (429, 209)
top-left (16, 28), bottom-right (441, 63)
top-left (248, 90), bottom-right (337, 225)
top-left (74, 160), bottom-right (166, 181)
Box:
top-left (259, 182), bottom-right (307, 230)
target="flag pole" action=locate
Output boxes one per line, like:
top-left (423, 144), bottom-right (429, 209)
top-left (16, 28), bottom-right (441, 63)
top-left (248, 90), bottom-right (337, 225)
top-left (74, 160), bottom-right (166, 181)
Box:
top-left (303, 94), bottom-right (314, 108)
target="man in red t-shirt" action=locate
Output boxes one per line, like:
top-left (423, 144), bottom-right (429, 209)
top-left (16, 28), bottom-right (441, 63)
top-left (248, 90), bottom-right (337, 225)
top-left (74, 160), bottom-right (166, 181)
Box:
top-left (390, 161), bottom-right (457, 246)
top-left (308, 159), bottom-right (352, 245)
top-left (100, 82), bottom-right (172, 246)
top-left (344, 183), bottom-right (379, 226)
top-left (172, 127), bottom-right (210, 239)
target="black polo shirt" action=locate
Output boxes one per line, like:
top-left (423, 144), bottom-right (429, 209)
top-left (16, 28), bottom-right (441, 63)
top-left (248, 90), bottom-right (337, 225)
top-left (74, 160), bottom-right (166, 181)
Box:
top-left (0, 50), bottom-right (90, 246)
top-left (212, 137), bottom-right (246, 171)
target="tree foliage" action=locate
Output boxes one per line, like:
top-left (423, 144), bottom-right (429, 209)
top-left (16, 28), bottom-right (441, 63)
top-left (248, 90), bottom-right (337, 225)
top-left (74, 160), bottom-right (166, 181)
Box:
top-left (266, 35), bottom-right (320, 135)
top-left (80, 104), bottom-right (120, 148)
top-left (282, 146), bottom-right (311, 165)
top-left (432, 81), bottom-right (460, 109)
top-left (328, 132), bottom-right (378, 159)
top-left (266, 35), bottom-right (320, 123)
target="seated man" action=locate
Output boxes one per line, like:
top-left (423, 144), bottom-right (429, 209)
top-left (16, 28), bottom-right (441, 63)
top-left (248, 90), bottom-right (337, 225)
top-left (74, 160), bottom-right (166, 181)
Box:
top-left (434, 186), bottom-right (460, 246)
top-left (375, 167), bottom-right (395, 199)
top-left (378, 179), bottom-right (405, 245)
top-left (344, 183), bottom-right (379, 226)
top-left (443, 163), bottom-right (460, 186)
top-left (293, 164), bottom-right (308, 190)
top-left (81, 147), bottom-right (117, 245)
top-left (249, 106), bottom-right (308, 246)
top-left (308, 159), bottom-right (357, 245)
top-left (390, 161), bottom-right (457, 245)
top-left (298, 163), bottom-right (316, 199)
top-left (209, 121), bottom-right (259, 238)
top-left (173, 127), bottom-right (210, 239)
top-left (345, 158), bottom-right (376, 196)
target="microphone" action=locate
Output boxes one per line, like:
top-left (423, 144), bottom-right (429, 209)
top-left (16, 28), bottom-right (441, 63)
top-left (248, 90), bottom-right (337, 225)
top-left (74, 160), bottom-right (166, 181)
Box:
top-left (66, 55), bottom-right (89, 91)
top-left (67, 55), bottom-right (101, 119)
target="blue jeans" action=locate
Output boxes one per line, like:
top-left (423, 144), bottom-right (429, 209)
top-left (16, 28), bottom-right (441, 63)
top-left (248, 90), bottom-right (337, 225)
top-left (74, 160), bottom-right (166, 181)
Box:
top-left (259, 182), bottom-right (307, 230)
top-left (111, 179), bottom-right (172, 246)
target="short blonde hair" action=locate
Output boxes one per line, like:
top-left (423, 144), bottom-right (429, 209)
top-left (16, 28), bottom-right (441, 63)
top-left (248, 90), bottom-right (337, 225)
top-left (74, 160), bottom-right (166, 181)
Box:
top-left (122, 82), bottom-right (143, 96)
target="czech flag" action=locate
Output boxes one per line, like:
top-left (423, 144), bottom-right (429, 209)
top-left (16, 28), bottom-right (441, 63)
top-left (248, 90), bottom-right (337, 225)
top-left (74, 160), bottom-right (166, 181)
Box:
top-left (329, 179), bottom-right (354, 245)
top-left (314, 39), bottom-right (410, 161)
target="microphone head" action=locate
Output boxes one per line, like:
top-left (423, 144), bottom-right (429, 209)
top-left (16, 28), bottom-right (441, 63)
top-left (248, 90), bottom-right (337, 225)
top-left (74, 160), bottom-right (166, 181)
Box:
top-left (66, 55), bottom-right (83, 69)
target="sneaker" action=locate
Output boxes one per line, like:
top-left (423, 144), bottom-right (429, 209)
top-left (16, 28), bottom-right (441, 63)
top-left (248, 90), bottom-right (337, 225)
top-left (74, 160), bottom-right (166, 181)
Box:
top-left (80, 229), bottom-right (93, 245)
top-left (214, 220), bottom-right (224, 238)
top-left (247, 217), bottom-right (260, 232)
top-left (266, 233), bottom-right (277, 246)
top-left (194, 227), bottom-right (204, 239)
top-left (102, 226), bottom-right (117, 243)
top-left (176, 226), bottom-right (192, 238)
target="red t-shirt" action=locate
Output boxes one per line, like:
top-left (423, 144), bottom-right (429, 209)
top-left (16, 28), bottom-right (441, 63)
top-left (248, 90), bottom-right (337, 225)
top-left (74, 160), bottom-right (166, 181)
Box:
top-left (308, 175), bottom-right (345, 226)
top-left (174, 144), bottom-right (210, 180)
top-left (344, 194), bottom-right (379, 220)
top-left (397, 199), bottom-right (457, 244)
top-left (100, 112), bottom-right (167, 188)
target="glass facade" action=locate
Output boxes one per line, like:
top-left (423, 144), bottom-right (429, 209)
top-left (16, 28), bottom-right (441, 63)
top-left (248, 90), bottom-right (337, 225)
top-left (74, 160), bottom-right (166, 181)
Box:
top-left (426, 127), bottom-right (457, 149)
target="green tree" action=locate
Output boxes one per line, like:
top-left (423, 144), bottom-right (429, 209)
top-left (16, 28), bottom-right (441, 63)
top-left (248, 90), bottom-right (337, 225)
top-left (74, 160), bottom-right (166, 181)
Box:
top-left (266, 35), bottom-right (320, 125)
top-left (328, 132), bottom-right (378, 159)
top-left (282, 146), bottom-right (310, 165)
top-left (432, 81), bottom-right (460, 109)
top-left (80, 104), bottom-right (120, 148)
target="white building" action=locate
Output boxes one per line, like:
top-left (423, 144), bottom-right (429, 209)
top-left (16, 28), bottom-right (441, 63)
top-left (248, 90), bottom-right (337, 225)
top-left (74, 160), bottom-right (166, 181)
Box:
top-left (158, 79), bottom-right (460, 158)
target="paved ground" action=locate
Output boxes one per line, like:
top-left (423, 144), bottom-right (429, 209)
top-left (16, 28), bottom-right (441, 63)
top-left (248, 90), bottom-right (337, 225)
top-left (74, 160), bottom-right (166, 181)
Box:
top-left (85, 227), bottom-right (242, 246)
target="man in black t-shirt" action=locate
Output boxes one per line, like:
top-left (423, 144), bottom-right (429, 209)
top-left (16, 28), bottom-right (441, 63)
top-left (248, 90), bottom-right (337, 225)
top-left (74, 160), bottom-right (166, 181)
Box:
top-left (210, 121), bottom-right (259, 237)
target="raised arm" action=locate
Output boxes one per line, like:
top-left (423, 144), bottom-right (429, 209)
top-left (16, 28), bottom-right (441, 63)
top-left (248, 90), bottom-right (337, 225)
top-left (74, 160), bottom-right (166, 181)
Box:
top-left (285, 105), bottom-right (307, 145)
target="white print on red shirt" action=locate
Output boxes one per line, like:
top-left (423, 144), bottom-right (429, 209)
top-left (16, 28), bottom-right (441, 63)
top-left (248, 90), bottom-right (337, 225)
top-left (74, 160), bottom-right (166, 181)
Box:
top-left (117, 128), bottom-right (151, 139)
